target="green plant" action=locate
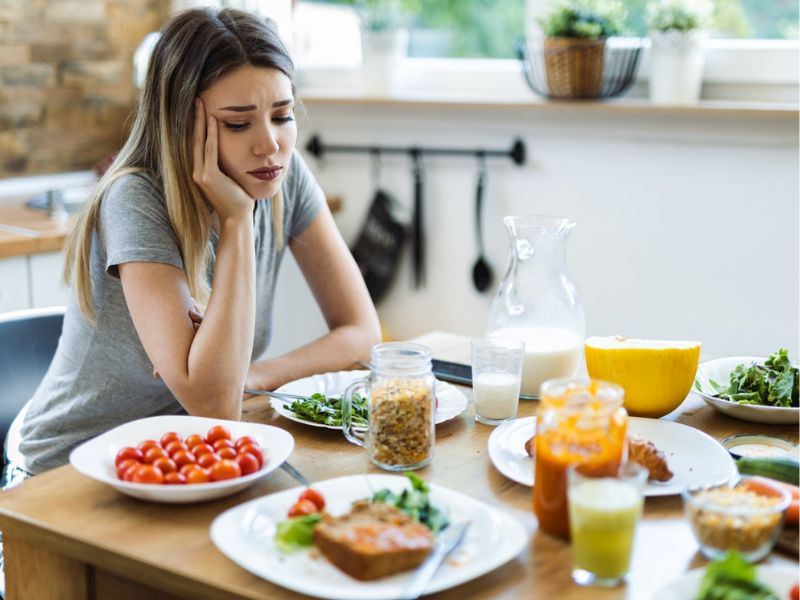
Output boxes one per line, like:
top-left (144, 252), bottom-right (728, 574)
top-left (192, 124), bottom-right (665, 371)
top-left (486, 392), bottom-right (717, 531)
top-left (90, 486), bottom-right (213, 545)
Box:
top-left (356, 0), bottom-right (406, 32)
top-left (647, 0), bottom-right (703, 32)
top-left (538, 0), bottom-right (626, 39)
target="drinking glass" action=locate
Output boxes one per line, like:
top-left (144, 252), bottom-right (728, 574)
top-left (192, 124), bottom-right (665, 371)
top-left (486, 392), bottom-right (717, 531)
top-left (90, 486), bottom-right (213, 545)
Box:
top-left (470, 338), bottom-right (524, 425)
top-left (567, 462), bottom-right (647, 587)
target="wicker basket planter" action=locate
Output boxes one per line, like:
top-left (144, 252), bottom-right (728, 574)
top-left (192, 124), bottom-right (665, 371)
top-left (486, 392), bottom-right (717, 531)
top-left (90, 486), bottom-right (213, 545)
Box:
top-left (542, 37), bottom-right (606, 99)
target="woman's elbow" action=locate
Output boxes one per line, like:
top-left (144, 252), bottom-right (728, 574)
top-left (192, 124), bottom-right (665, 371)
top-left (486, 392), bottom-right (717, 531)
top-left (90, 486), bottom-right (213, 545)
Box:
top-left (171, 380), bottom-right (243, 421)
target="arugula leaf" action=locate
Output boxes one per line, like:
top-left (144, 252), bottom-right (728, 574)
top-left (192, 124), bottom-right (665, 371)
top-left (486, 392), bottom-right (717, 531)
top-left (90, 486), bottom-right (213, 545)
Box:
top-left (695, 552), bottom-right (779, 600)
top-left (286, 392), bottom-right (368, 427)
top-left (713, 349), bottom-right (799, 408)
top-left (371, 473), bottom-right (450, 533)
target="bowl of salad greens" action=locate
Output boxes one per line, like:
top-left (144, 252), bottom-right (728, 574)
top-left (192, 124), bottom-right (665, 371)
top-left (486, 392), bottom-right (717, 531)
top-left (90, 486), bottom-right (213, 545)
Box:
top-left (694, 349), bottom-right (799, 425)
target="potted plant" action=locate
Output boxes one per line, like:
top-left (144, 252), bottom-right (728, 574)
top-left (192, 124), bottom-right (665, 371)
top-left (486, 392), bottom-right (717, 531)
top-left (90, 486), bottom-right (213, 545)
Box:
top-left (647, 0), bottom-right (707, 104)
top-left (537, 0), bottom-right (625, 99)
top-left (357, 0), bottom-right (408, 93)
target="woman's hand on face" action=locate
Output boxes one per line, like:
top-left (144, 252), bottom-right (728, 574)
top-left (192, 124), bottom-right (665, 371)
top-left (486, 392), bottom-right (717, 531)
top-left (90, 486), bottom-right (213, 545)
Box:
top-left (192, 98), bottom-right (254, 221)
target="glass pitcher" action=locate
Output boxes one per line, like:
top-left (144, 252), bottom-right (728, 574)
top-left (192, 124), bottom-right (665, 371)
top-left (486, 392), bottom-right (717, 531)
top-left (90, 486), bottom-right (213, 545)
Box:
top-left (486, 215), bottom-right (585, 397)
top-left (342, 343), bottom-right (435, 471)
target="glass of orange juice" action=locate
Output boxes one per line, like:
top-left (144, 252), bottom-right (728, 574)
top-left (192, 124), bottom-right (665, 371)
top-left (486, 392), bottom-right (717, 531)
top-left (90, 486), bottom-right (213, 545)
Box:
top-left (533, 377), bottom-right (628, 540)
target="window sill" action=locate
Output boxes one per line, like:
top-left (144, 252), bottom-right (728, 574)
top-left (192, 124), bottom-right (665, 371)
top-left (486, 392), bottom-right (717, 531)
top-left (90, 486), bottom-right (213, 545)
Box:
top-left (299, 89), bottom-right (798, 119)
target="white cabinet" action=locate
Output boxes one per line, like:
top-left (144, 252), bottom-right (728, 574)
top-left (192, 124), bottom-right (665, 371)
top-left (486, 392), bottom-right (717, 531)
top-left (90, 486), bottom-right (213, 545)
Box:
top-left (29, 251), bottom-right (69, 308)
top-left (0, 256), bottom-right (29, 312)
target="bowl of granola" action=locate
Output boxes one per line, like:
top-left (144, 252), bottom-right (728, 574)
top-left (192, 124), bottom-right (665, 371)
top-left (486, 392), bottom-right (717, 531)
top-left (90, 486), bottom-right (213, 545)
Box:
top-left (683, 478), bottom-right (790, 561)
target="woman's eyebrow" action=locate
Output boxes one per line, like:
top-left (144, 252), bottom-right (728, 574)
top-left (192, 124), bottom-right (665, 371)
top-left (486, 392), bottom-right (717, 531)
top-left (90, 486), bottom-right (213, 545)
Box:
top-left (217, 99), bottom-right (294, 112)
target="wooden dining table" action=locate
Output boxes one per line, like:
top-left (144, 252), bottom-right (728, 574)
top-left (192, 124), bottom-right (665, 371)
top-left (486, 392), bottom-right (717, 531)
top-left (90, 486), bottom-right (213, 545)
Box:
top-left (0, 331), bottom-right (797, 599)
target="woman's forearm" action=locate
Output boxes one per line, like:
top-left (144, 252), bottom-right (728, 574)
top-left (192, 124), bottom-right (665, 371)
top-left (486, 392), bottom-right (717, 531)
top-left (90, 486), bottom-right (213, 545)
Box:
top-left (185, 216), bottom-right (256, 417)
top-left (247, 322), bottom-right (380, 392)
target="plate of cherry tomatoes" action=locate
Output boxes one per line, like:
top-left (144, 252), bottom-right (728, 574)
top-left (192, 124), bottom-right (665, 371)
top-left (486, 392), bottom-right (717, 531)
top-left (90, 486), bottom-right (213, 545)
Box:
top-left (69, 415), bottom-right (294, 503)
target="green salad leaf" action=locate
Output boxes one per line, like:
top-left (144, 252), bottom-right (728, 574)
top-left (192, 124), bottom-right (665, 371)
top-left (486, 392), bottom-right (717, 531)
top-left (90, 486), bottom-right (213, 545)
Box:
top-left (695, 551), bottom-right (779, 600)
top-left (286, 392), bottom-right (368, 428)
top-left (711, 348), bottom-right (799, 408)
top-left (371, 472), bottom-right (450, 533)
top-left (274, 513), bottom-right (323, 553)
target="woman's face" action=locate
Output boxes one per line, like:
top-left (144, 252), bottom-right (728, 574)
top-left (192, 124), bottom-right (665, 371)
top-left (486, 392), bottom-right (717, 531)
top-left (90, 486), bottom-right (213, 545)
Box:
top-left (199, 64), bottom-right (297, 200)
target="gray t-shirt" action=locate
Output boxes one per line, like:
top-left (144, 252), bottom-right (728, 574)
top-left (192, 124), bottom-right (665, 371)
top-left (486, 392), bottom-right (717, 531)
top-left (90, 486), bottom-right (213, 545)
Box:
top-left (19, 151), bottom-right (324, 474)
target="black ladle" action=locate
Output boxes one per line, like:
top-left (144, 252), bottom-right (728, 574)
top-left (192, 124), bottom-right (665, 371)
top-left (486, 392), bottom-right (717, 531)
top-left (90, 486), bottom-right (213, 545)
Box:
top-left (472, 156), bottom-right (492, 292)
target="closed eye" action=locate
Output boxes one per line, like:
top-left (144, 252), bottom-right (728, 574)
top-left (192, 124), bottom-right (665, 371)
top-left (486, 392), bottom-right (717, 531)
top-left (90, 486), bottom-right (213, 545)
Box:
top-left (223, 122), bottom-right (249, 131)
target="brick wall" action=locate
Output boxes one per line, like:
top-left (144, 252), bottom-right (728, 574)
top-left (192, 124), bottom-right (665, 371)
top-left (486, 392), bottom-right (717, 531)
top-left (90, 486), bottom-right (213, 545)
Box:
top-left (0, 0), bottom-right (170, 177)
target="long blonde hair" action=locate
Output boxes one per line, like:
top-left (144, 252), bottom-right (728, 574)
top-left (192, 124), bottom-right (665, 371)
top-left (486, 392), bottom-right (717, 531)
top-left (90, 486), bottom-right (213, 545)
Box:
top-left (64, 7), bottom-right (295, 320)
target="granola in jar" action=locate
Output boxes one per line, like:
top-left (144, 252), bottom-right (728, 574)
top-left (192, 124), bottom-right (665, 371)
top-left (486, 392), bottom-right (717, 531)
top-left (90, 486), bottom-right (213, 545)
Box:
top-left (371, 378), bottom-right (434, 467)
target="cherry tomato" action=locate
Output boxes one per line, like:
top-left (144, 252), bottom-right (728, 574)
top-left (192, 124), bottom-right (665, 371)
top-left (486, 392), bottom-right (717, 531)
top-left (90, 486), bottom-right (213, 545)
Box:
top-left (153, 457), bottom-right (177, 475)
top-left (238, 444), bottom-right (262, 466)
top-left (218, 447), bottom-right (237, 460)
top-left (160, 432), bottom-right (182, 447)
top-left (172, 450), bottom-right (196, 468)
top-left (144, 446), bottom-right (168, 464)
top-left (179, 463), bottom-right (201, 476)
top-left (116, 458), bottom-right (140, 480)
top-left (184, 434), bottom-right (205, 449)
top-left (210, 459), bottom-right (242, 482)
top-left (213, 439), bottom-right (235, 451)
top-left (165, 441), bottom-right (188, 457)
top-left (287, 499), bottom-right (318, 517)
top-left (235, 452), bottom-right (260, 476)
top-left (164, 472), bottom-right (187, 485)
top-left (197, 452), bottom-right (220, 469)
top-left (137, 439), bottom-right (160, 453)
top-left (299, 488), bottom-right (326, 512)
top-left (191, 443), bottom-right (214, 458)
top-left (122, 464), bottom-right (139, 482)
top-left (186, 468), bottom-right (211, 484)
top-left (115, 447), bottom-right (144, 467)
top-left (206, 425), bottom-right (231, 445)
top-left (234, 436), bottom-right (259, 449)
top-left (132, 464), bottom-right (164, 484)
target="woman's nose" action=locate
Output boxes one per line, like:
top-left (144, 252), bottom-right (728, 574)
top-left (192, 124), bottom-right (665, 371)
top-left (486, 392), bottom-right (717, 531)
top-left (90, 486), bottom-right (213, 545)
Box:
top-left (253, 127), bottom-right (279, 157)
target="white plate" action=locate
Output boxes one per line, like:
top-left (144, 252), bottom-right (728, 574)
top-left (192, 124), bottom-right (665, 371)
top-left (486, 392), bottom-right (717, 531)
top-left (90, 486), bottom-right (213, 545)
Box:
top-left (487, 416), bottom-right (737, 497)
top-left (272, 370), bottom-right (468, 429)
top-left (652, 565), bottom-right (797, 600)
top-left (694, 356), bottom-right (799, 425)
top-left (210, 474), bottom-right (527, 600)
top-left (69, 415), bottom-right (294, 504)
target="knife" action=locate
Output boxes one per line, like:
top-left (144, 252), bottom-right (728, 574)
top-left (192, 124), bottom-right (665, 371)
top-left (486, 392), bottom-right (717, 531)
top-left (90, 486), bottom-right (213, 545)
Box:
top-left (401, 521), bottom-right (470, 600)
top-left (280, 462), bottom-right (310, 487)
top-left (243, 388), bottom-right (306, 402)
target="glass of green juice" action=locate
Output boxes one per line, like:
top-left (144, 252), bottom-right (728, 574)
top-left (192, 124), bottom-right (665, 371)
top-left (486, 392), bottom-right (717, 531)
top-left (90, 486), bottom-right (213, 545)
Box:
top-left (567, 462), bottom-right (647, 587)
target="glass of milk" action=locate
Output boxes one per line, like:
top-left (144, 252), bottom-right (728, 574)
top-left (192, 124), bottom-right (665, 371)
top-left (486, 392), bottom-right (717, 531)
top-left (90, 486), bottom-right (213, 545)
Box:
top-left (567, 462), bottom-right (647, 587)
top-left (470, 338), bottom-right (524, 425)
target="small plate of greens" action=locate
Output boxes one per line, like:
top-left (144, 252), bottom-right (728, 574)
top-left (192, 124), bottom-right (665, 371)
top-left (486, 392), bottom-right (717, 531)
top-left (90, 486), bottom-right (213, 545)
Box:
top-left (694, 349), bottom-right (799, 425)
top-left (270, 370), bottom-right (468, 430)
top-left (653, 551), bottom-right (796, 600)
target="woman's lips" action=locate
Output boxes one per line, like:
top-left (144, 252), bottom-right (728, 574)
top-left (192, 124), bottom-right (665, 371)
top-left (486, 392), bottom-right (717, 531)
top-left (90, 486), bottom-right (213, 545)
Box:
top-left (248, 166), bottom-right (281, 181)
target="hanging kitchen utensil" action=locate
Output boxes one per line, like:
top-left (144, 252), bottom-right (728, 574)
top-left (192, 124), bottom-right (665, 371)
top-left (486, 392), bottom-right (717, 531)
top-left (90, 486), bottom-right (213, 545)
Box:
top-left (471, 153), bottom-right (493, 292)
top-left (350, 150), bottom-right (407, 304)
top-left (410, 150), bottom-right (425, 289)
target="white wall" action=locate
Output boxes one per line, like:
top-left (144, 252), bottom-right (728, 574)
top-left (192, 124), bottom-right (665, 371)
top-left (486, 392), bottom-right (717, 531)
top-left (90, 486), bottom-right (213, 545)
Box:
top-left (271, 102), bottom-right (798, 360)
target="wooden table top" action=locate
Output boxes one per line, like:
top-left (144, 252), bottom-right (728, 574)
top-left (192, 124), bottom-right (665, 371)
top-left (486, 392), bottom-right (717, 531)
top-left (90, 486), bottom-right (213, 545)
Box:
top-left (0, 332), bottom-right (797, 599)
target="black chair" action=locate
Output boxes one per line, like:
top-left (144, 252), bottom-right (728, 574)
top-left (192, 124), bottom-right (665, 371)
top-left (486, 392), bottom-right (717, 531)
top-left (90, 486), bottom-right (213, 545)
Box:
top-left (0, 307), bottom-right (65, 464)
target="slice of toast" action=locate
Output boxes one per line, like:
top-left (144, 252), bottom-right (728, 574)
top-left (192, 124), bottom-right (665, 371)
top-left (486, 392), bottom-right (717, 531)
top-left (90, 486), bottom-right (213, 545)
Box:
top-left (313, 501), bottom-right (434, 581)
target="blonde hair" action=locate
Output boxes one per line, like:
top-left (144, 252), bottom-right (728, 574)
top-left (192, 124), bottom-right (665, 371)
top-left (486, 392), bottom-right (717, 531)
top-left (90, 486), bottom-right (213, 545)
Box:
top-left (64, 7), bottom-right (295, 320)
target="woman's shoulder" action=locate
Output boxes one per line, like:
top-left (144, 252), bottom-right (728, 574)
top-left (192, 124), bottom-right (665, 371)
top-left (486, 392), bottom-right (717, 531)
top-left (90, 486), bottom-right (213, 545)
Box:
top-left (105, 169), bottom-right (163, 204)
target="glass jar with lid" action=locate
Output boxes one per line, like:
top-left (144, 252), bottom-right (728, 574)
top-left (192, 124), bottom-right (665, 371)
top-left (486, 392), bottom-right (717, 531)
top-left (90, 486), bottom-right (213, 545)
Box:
top-left (533, 377), bottom-right (628, 539)
top-left (342, 343), bottom-right (435, 471)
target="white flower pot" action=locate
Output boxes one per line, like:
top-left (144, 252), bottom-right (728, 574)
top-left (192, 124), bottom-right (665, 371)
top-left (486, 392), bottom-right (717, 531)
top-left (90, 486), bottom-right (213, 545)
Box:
top-left (648, 30), bottom-right (705, 105)
top-left (359, 29), bottom-right (408, 94)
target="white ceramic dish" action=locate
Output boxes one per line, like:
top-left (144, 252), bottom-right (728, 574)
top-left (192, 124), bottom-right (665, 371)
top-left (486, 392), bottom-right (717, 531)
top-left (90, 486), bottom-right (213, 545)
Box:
top-left (652, 565), bottom-right (797, 600)
top-left (272, 370), bottom-right (468, 429)
top-left (210, 474), bottom-right (527, 600)
top-left (487, 416), bottom-right (737, 497)
top-left (69, 415), bottom-right (294, 504)
top-left (694, 356), bottom-right (799, 425)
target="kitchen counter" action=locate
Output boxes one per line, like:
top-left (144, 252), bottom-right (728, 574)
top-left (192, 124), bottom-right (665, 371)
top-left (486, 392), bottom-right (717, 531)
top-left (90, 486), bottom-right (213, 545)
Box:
top-left (0, 196), bottom-right (343, 260)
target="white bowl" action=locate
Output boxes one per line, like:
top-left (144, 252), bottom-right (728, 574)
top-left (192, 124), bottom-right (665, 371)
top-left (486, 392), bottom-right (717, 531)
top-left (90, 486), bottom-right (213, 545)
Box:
top-left (694, 356), bottom-right (799, 425)
top-left (69, 415), bottom-right (294, 503)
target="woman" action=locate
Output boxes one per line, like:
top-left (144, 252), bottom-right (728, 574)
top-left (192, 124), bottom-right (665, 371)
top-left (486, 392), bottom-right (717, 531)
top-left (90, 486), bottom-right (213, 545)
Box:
top-left (4, 7), bottom-right (380, 482)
